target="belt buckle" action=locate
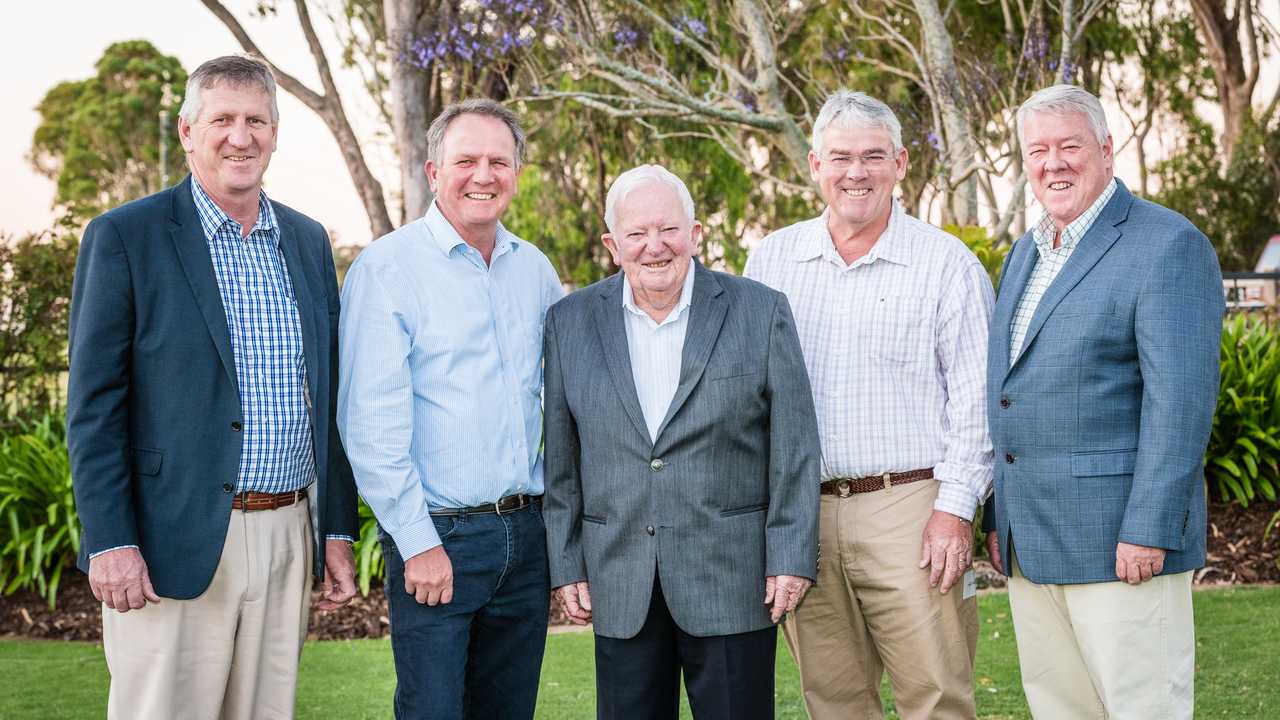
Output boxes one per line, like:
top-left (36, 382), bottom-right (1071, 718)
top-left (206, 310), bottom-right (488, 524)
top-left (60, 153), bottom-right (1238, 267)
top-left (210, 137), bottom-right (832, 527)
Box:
top-left (837, 480), bottom-right (851, 498)
top-left (883, 472), bottom-right (893, 493)
top-left (494, 498), bottom-right (506, 516)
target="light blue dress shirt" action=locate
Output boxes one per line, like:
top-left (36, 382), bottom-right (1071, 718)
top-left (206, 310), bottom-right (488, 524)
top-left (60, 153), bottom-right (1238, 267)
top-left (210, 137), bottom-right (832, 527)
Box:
top-left (337, 202), bottom-right (565, 560)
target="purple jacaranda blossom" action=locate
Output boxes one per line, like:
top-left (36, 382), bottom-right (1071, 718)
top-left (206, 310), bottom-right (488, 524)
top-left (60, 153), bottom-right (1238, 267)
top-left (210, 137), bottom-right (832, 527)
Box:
top-left (614, 25), bottom-right (639, 50)
top-left (927, 131), bottom-right (943, 152)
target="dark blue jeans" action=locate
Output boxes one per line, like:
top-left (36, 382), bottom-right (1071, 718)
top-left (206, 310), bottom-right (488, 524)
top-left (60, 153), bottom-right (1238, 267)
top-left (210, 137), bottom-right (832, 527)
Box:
top-left (380, 502), bottom-right (550, 720)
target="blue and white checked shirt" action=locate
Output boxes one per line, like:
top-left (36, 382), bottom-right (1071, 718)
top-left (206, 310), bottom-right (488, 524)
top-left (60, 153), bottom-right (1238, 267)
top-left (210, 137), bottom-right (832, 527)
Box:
top-left (337, 202), bottom-right (565, 561)
top-left (192, 179), bottom-right (316, 496)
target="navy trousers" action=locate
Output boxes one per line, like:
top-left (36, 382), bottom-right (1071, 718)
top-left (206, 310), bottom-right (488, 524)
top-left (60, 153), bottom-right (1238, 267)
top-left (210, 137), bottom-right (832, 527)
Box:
top-left (380, 502), bottom-right (550, 720)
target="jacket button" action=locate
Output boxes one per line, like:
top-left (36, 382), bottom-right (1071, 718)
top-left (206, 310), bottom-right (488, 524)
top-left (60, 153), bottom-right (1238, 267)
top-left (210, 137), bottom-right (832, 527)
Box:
top-left (231, 421), bottom-right (243, 432)
top-left (649, 458), bottom-right (664, 471)
top-left (1000, 395), bottom-right (1010, 409)
top-left (1005, 453), bottom-right (1015, 464)
top-left (646, 525), bottom-right (655, 536)
top-left (222, 483), bottom-right (234, 492)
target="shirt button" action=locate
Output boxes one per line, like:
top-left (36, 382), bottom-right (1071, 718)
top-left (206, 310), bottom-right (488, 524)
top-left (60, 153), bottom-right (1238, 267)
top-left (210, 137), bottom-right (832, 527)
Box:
top-left (222, 483), bottom-right (234, 493)
top-left (231, 421), bottom-right (243, 431)
top-left (1000, 395), bottom-right (1010, 409)
top-left (649, 458), bottom-right (664, 472)
top-left (646, 525), bottom-right (655, 536)
top-left (1005, 453), bottom-right (1015, 464)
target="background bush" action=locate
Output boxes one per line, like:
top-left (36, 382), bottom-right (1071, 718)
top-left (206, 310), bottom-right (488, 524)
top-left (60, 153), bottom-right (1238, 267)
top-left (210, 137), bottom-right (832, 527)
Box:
top-left (0, 414), bottom-right (78, 607)
top-left (1207, 313), bottom-right (1280, 506)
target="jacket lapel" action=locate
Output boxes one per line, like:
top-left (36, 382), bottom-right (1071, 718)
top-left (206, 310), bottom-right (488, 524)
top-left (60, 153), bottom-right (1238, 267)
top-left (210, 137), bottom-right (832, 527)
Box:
top-left (1011, 182), bottom-right (1132, 372)
top-left (592, 275), bottom-right (651, 444)
top-left (654, 263), bottom-right (727, 443)
top-left (994, 236), bottom-right (1037, 380)
top-left (169, 176), bottom-right (238, 394)
top-left (279, 221), bottom-right (320, 419)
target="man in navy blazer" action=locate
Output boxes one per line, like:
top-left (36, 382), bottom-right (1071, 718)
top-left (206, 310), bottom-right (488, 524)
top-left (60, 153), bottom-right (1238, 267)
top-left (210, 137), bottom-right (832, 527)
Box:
top-left (66, 55), bottom-right (358, 719)
top-left (983, 85), bottom-right (1223, 719)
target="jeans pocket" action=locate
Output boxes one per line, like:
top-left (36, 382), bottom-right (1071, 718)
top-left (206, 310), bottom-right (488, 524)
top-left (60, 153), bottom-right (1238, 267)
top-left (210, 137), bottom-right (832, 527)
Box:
top-left (433, 515), bottom-right (462, 541)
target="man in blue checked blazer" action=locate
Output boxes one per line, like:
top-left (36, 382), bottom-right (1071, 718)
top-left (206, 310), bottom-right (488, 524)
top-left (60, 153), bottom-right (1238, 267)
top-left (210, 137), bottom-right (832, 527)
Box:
top-left (66, 56), bottom-right (357, 720)
top-left (982, 85), bottom-right (1223, 720)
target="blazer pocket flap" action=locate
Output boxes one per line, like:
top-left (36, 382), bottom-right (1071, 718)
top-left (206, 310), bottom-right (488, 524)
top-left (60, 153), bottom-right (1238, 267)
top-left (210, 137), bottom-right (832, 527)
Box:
top-left (1071, 449), bottom-right (1137, 477)
top-left (131, 448), bottom-right (163, 476)
top-left (706, 363), bottom-right (759, 382)
top-left (582, 514), bottom-right (607, 525)
top-left (720, 502), bottom-right (769, 518)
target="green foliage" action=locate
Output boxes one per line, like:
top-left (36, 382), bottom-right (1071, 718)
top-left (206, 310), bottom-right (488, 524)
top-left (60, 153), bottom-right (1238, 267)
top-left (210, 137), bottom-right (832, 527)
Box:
top-left (943, 224), bottom-right (1009, 287)
top-left (0, 231), bottom-right (78, 424)
top-left (354, 499), bottom-right (384, 596)
top-left (30, 40), bottom-right (186, 225)
top-left (1207, 314), bottom-right (1280, 506)
top-left (0, 415), bottom-right (78, 608)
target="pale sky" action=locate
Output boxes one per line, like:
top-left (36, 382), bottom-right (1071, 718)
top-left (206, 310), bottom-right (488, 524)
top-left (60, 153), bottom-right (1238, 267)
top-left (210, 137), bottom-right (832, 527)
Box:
top-left (2, 0), bottom-right (384, 245)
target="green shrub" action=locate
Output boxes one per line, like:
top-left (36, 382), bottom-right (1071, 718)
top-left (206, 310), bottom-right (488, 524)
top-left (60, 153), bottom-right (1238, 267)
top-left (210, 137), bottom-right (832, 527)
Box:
top-left (944, 224), bottom-right (1010, 287)
top-left (354, 499), bottom-right (383, 596)
top-left (0, 414), bottom-right (78, 607)
top-left (1207, 314), bottom-right (1280, 506)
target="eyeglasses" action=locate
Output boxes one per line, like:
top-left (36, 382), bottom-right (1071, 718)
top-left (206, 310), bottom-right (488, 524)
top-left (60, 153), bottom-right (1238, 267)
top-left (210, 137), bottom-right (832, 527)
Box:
top-left (824, 152), bottom-right (893, 170)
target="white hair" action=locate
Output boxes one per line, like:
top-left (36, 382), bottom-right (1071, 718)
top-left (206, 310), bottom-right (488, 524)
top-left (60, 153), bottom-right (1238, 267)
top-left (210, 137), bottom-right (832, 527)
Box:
top-left (603, 164), bottom-right (696, 234)
top-left (1017, 84), bottom-right (1110, 146)
top-left (178, 54), bottom-right (279, 125)
top-left (811, 90), bottom-right (904, 155)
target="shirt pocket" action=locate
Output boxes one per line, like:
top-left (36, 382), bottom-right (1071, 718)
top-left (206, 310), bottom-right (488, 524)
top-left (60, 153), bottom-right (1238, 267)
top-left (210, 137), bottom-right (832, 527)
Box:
top-left (870, 294), bottom-right (935, 364)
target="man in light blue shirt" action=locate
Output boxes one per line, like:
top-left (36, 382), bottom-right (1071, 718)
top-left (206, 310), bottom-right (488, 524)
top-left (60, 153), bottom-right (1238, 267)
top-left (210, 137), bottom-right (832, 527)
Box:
top-left (338, 99), bottom-right (564, 720)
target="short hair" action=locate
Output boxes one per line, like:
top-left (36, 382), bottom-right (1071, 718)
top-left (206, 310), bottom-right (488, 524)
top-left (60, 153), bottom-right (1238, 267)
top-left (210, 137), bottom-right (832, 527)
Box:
top-left (604, 164), bottom-right (696, 234)
top-left (811, 90), bottom-right (904, 155)
top-left (178, 55), bottom-right (278, 125)
top-left (426, 98), bottom-right (527, 169)
top-left (1017, 84), bottom-right (1111, 146)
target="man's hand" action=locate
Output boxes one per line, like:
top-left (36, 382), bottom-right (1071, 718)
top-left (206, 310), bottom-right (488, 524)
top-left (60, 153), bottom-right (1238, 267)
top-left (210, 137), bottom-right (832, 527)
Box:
top-left (555, 581), bottom-right (593, 625)
top-left (404, 545), bottom-right (453, 605)
top-left (317, 539), bottom-right (358, 610)
top-left (1116, 542), bottom-right (1166, 585)
top-left (985, 532), bottom-right (1004, 575)
top-left (764, 575), bottom-right (812, 623)
top-left (89, 547), bottom-right (161, 613)
top-left (919, 510), bottom-right (972, 594)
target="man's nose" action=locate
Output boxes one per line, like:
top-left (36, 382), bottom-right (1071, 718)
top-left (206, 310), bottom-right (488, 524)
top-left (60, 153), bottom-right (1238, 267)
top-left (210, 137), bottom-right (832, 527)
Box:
top-left (227, 120), bottom-right (252, 147)
top-left (473, 159), bottom-right (495, 183)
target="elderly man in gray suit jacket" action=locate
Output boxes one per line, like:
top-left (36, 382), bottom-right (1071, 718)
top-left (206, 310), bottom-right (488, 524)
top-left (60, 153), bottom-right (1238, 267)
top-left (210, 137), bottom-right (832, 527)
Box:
top-left (543, 164), bottom-right (821, 720)
top-left (983, 85), bottom-right (1224, 720)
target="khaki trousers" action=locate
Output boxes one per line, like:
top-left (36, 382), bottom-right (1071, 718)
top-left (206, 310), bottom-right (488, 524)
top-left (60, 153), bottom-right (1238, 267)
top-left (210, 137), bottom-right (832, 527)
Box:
top-left (102, 499), bottom-right (314, 720)
top-left (1008, 549), bottom-right (1195, 720)
top-left (783, 479), bottom-right (978, 720)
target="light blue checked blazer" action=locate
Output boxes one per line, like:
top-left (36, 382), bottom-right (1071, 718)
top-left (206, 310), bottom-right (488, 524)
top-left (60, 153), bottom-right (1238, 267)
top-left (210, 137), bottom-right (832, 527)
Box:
top-left (983, 180), bottom-right (1224, 584)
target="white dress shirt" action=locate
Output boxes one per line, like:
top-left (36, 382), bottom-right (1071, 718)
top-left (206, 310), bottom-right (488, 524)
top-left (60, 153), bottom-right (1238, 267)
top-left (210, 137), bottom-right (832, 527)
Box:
top-left (622, 265), bottom-right (697, 444)
top-left (745, 201), bottom-right (995, 520)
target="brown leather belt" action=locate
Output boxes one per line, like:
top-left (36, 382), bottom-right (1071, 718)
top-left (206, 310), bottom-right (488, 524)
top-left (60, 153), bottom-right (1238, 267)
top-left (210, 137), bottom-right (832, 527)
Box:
top-left (429, 493), bottom-right (541, 517)
top-left (820, 468), bottom-right (934, 497)
top-left (232, 488), bottom-right (308, 511)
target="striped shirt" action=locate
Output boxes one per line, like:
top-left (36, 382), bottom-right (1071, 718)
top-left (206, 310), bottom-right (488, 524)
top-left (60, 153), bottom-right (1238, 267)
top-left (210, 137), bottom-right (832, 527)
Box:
top-left (1009, 179), bottom-right (1117, 364)
top-left (745, 201), bottom-right (995, 520)
top-left (622, 267), bottom-right (696, 443)
top-left (192, 178), bottom-right (315, 495)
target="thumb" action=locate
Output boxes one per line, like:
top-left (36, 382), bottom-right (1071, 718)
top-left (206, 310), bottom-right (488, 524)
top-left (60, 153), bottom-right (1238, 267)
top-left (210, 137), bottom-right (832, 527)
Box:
top-left (764, 576), bottom-right (776, 604)
top-left (321, 569), bottom-right (334, 597)
top-left (919, 535), bottom-right (932, 569)
top-left (142, 573), bottom-right (161, 604)
top-left (578, 583), bottom-right (592, 611)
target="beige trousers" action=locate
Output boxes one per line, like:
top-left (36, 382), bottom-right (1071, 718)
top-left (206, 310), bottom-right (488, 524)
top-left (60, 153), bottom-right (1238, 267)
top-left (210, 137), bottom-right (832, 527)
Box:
top-left (102, 499), bottom-right (314, 720)
top-left (1008, 549), bottom-right (1195, 720)
top-left (783, 479), bottom-right (978, 720)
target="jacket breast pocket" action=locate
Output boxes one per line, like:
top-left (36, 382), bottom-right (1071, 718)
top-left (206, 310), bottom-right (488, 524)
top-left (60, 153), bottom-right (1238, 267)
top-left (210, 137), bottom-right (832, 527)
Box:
top-left (1070, 449), bottom-right (1138, 477)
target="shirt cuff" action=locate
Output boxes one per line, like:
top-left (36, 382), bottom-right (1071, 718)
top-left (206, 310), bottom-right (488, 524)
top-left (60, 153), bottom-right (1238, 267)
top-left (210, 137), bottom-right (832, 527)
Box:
top-left (933, 481), bottom-right (980, 522)
top-left (88, 545), bottom-right (139, 559)
top-left (325, 535), bottom-right (355, 544)
top-left (388, 515), bottom-right (443, 561)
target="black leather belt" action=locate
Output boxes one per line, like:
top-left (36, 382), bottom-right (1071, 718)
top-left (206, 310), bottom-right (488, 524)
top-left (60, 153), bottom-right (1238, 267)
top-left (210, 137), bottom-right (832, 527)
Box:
top-left (428, 493), bottom-right (540, 517)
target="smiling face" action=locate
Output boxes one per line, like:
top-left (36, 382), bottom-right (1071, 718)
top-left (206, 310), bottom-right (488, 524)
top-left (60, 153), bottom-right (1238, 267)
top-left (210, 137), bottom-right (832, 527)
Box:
top-left (603, 180), bottom-right (701, 316)
top-left (810, 123), bottom-right (907, 239)
top-left (1021, 110), bottom-right (1114, 232)
top-left (178, 83), bottom-right (277, 202)
top-left (425, 113), bottom-right (519, 242)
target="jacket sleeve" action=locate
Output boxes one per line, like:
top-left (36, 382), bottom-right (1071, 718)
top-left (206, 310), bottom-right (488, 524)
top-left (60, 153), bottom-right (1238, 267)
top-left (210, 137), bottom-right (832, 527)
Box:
top-left (321, 236), bottom-right (358, 541)
top-left (541, 305), bottom-right (588, 588)
top-left (1121, 226), bottom-right (1224, 549)
top-left (66, 215), bottom-right (140, 555)
top-left (763, 293), bottom-right (822, 579)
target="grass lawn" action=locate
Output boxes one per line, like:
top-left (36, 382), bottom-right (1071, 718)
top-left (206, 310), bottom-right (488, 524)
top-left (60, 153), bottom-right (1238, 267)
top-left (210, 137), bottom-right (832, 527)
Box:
top-left (1, 587), bottom-right (1276, 719)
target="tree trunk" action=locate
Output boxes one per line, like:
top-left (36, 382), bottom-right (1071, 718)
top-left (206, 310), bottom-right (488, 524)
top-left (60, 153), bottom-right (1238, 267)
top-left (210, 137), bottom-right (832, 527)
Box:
top-left (384, 0), bottom-right (437, 224)
top-left (1189, 0), bottom-right (1259, 165)
top-left (912, 0), bottom-right (979, 225)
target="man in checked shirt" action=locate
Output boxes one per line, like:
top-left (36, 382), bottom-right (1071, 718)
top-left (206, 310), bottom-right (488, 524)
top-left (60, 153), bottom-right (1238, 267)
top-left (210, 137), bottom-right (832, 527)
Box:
top-left (66, 56), bottom-right (358, 719)
top-left (745, 90), bottom-right (995, 720)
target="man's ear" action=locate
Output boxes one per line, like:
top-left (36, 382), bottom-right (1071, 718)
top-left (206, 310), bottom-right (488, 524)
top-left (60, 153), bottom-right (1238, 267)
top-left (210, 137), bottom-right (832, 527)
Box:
top-left (424, 160), bottom-right (439, 193)
top-left (602, 233), bottom-right (621, 265)
top-left (177, 117), bottom-right (194, 153)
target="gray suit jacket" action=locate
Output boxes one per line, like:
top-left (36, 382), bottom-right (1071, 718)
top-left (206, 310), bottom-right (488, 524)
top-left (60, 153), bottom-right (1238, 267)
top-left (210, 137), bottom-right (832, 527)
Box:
top-left (983, 180), bottom-right (1224, 584)
top-left (543, 262), bottom-right (821, 639)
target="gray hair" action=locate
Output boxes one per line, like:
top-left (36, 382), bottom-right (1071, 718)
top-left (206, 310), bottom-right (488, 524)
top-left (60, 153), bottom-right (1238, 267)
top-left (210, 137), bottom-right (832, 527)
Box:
top-left (811, 90), bottom-right (904, 155)
top-left (604, 164), bottom-right (696, 234)
top-left (178, 55), bottom-right (278, 125)
top-left (1017, 84), bottom-right (1111, 146)
top-left (426, 98), bottom-right (527, 169)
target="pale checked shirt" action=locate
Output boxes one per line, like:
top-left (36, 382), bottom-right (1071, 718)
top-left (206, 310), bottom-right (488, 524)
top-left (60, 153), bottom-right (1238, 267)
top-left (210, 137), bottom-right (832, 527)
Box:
top-left (745, 201), bottom-right (995, 520)
top-left (622, 265), bottom-right (696, 444)
top-left (1009, 178), bottom-right (1118, 364)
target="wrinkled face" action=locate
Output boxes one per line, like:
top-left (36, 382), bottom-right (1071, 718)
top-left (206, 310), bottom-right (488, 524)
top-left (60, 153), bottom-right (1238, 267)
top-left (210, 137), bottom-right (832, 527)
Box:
top-left (426, 114), bottom-right (519, 235)
top-left (179, 83), bottom-right (277, 199)
top-left (603, 181), bottom-right (701, 301)
top-left (1021, 110), bottom-right (1114, 231)
top-left (810, 124), bottom-right (907, 234)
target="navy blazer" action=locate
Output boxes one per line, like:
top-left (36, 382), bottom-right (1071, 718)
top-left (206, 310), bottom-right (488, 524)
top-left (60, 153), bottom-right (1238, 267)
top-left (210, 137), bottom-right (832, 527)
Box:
top-left (983, 180), bottom-right (1224, 584)
top-left (66, 176), bottom-right (358, 599)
